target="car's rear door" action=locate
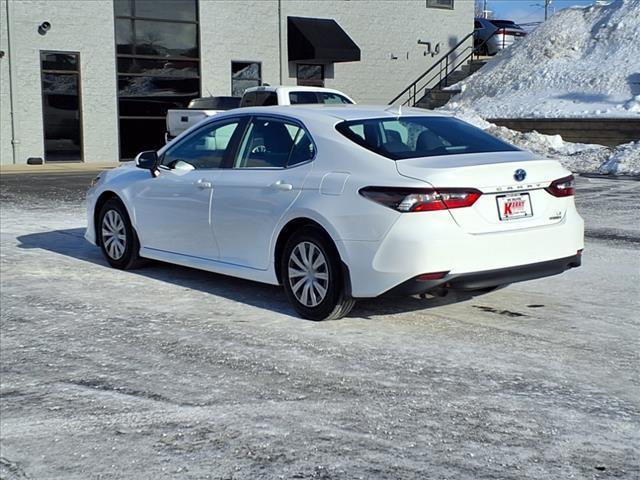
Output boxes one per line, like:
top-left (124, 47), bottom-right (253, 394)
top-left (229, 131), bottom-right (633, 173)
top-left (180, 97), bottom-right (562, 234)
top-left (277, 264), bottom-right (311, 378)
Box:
top-left (210, 115), bottom-right (315, 269)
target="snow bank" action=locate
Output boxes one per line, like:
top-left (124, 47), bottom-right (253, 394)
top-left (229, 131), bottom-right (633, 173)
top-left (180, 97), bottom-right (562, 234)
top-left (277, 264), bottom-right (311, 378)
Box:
top-left (442, 107), bottom-right (640, 176)
top-left (449, 0), bottom-right (640, 118)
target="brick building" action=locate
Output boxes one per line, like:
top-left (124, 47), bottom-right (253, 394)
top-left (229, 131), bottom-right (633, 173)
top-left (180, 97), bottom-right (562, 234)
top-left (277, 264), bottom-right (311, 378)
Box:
top-left (0, 0), bottom-right (473, 164)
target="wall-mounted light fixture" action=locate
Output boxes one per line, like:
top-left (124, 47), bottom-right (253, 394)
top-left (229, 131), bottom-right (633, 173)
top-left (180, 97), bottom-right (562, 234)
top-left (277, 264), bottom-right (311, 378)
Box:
top-left (38, 21), bottom-right (51, 35)
top-left (417, 39), bottom-right (440, 57)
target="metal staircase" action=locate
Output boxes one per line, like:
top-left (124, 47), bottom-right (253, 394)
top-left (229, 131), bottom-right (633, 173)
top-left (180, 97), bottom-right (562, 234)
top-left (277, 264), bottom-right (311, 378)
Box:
top-left (389, 31), bottom-right (490, 109)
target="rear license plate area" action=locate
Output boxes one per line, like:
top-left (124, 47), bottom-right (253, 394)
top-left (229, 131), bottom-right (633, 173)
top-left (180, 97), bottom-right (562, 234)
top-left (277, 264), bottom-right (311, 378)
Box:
top-left (497, 193), bottom-right (533, 220)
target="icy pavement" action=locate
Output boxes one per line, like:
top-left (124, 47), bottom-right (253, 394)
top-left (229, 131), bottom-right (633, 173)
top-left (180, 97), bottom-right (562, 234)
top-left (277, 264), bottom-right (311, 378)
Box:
top-left (0, 173), bottom-right (639, 479)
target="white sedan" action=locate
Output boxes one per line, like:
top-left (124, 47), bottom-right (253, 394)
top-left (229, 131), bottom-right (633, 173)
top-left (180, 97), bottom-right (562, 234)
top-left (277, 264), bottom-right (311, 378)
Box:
top-left (86, 106), bottom-right (584, 320)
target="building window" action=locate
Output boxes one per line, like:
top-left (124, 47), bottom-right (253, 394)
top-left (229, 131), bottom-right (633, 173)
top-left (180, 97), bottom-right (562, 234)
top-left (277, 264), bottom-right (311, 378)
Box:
top-left (114, 0), bottom-right (200, 159)
top-left (40, 51), bottom-right (83, 162)
top-left (296, 64), bottom-right (324, 87)
top-left (231, 62), bottom-right (262, 97)
top-left (426, 0), bottom-right (454, 9)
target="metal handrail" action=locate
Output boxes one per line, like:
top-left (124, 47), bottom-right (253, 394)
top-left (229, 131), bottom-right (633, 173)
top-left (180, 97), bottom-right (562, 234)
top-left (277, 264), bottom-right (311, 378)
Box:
top-left (389, 30), bottom-right (491, 107)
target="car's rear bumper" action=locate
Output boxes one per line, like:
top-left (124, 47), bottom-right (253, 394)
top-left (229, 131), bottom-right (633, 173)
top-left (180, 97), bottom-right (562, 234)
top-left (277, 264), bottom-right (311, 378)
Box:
top-left (383, 253), bottom-right (582, 297)
top-left (336, 208), bottom-right (584, 298)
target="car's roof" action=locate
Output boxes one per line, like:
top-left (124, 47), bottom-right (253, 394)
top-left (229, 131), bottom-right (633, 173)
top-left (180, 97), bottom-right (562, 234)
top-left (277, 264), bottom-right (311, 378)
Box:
top-left (244, 85), bottom-right (350, 95)
top-left (230, 104), bottom-right (453, 122)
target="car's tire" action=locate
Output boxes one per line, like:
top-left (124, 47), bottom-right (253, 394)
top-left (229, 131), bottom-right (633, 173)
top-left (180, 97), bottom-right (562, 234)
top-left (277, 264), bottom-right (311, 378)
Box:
top-left (98, 197), bottom-right (144, 270)
top-left (281, 226), bottom-right (355, 321)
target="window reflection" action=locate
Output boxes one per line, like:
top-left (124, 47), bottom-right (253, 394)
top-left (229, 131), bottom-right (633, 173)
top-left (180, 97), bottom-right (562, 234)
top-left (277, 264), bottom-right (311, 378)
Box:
top-left (117, 58), bottom-right (199, 77)
top-left (115, 0), bottom-right (200, 159)
top-left (135, 20), bottom-right (198, 58)
top-left (134, 0), bottom-right (197, 21)
top-left (231, 61), bottom-right (261, 96)
top-left (41, 53), bottom-right (82, 162)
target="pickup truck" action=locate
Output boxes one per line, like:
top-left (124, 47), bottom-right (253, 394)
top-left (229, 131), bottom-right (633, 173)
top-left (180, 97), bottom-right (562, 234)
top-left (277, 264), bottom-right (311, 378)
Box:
top-left (165, 96), bottom-right (240, 142)
top-left (165, 86), bottom-right (355, 143)
top-left (239, 85), bottom-right (355, 107)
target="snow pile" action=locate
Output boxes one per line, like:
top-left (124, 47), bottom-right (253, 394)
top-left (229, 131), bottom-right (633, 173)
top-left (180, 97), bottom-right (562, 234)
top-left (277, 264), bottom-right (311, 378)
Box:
top-left (443, 107), bottom-right (640, 175)
top-left (448, 0), bottom-right (640, 118)
top-left (486, 126), bottom-right (639, 176)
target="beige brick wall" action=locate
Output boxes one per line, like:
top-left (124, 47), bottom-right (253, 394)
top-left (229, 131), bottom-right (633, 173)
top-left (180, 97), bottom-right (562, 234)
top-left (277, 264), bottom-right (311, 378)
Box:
top-left (200, 0), bottom-right (474, 104)
top-left (0, 0), bottom-right (118, 165)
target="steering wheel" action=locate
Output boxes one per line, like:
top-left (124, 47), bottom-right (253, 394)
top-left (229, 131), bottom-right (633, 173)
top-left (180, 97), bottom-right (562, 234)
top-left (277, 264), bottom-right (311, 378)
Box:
top-left (251, 145), bottom-right (267, 154)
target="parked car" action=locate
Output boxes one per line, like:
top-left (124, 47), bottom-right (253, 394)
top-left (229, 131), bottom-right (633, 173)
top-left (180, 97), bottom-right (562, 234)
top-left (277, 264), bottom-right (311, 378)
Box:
top-left (474, 18), bottom-right (527, 55)
top-left (240, 85), bottom-right (355, 107)
top-left (86, 106), bottom-right (584, 320)
top-left (165, 96), bottom-right (240, 143)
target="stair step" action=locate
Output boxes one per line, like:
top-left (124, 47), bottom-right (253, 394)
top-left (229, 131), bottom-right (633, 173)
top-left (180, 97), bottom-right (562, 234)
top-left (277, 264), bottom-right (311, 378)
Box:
top-left (428, 89), bottom-right (461, 99)
top-left (468, 61), bottom-right (487, 74)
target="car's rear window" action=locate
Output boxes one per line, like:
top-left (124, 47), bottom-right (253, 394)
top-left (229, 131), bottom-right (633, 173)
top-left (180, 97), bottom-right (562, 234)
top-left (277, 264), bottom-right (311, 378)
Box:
top-left (335, 116), bottom-right (519, 160)
top-left (289, 91), bottom-right (353, 105)
top-left (490, 20), bottom-right (522, 29)
top-left (188, 97), bottom-right (240, 110)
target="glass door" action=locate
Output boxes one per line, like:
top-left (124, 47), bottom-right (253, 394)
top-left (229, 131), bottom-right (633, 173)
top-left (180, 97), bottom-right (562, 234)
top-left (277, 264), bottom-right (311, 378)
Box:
top-left (40, 51), bottom-right (83, 162)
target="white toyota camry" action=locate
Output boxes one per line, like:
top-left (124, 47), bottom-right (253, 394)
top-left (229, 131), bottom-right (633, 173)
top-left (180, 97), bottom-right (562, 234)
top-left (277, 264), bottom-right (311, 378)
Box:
top-left (86, 105), bottom-right (584, 320)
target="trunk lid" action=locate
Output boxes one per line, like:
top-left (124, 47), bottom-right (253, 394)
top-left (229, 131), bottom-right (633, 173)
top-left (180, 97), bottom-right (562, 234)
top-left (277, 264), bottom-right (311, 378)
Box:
top-left (395, 151), bottom-right (572, 234)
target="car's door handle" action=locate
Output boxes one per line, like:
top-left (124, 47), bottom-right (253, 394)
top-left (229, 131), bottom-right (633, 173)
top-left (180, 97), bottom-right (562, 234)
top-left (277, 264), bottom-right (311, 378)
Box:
top-left (194, 178), bottom-right (213, 189)
top-left (270, 180), bottom-right (293, 191)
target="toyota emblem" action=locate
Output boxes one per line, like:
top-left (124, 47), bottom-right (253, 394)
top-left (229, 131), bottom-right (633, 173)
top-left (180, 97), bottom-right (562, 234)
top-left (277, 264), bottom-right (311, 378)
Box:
top-left (514, 169), bottom-right (527, 182)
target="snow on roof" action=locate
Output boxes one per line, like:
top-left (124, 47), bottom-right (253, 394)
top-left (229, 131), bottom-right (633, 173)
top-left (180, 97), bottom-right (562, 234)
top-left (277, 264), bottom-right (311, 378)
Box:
top-left (449, 0), bottom-right (640, 119)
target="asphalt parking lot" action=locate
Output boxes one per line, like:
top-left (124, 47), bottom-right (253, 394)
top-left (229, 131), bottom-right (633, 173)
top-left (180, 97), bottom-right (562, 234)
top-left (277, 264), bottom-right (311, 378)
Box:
top-left (1, 171), bottom-right (639, 479)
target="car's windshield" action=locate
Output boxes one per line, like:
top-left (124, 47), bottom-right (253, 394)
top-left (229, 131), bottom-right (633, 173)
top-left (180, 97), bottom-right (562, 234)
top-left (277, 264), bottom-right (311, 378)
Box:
top-left (335, 116), bottom-right (519, 160)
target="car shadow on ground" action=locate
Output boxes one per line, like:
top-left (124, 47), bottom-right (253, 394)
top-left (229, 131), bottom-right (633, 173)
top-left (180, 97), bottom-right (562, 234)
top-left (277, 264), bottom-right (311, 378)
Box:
top-left (16, 228), bottom-right (491, 321)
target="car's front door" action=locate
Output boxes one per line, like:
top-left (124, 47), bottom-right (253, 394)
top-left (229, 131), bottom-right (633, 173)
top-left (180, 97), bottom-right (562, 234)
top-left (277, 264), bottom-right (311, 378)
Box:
top-left (132, 117), bottom-right (246, 260)
top-left (211, 116), bottom-right (315, 269)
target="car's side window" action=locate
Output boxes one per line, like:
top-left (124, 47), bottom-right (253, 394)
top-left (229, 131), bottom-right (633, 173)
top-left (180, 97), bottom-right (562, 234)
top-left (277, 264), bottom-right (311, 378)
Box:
top-left (289, 91), bottom-right (319, 104)
top-left (288, 126), bottom-right (315, 166)
top-left (161, 119), bottom-right (242, 170)
top-left (319, 92), bottom-right (352, 104)
top-left (234, 117), bottom-right (314, 169)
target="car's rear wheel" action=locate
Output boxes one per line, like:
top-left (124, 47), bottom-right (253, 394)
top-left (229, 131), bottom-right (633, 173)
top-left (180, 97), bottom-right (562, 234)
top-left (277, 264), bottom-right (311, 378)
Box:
top-left (98, 197), bottom-right (143, 270)
top-left (281, 226), bottom-right (355, 321)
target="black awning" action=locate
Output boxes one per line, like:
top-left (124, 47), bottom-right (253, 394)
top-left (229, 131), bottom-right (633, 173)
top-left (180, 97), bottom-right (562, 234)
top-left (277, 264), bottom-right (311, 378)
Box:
top-left (287, 16), bottom-right (361, 64)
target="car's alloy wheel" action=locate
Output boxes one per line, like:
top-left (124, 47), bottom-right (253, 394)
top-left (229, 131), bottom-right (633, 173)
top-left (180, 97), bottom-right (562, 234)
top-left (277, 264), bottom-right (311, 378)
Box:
top-left (288, 241), bottom-right (329, 307)
top-left (281, 226), bottom-right (355, 321)
top-left (101, 209), bottom-right (127, 260)
top-left (98, 197), bottom-right (143, 270)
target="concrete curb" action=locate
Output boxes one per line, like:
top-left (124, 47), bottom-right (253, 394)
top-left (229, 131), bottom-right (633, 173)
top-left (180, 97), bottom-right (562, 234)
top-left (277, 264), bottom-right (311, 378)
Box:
top-left (0, 162), bottom-right (124, 175)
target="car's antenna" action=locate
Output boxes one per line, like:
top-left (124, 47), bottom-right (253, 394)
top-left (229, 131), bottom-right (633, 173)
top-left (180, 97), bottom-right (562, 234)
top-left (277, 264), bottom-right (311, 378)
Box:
top-left (206, 87), bottom-right (213, 97)
top-left (385, 104), bottom-right (402, 117)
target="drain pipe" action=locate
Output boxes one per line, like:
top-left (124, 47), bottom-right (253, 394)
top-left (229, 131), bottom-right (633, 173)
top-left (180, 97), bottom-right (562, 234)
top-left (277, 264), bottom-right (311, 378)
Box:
top-left (277, 0), bottom-right (283, 85)
top-left (5, 0), bottom-right (17, 164)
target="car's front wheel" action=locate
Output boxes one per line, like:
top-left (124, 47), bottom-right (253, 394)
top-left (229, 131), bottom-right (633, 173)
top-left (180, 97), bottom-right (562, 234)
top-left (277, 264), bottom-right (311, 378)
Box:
top-left (281, 227), bottom-right (355, 321)
top-left (98, 197), bottom-right (143, 270)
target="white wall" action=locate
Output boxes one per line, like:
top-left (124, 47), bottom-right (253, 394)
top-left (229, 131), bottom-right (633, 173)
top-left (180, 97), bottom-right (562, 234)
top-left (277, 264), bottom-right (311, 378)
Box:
top-left (199, 0), bottom-right (474, 104)
top-left (0, 0), bottom-right (118, 165)
top-left (199, 0), bottom-right (281, 98)
top-left (1, 0), bottom-right (13, 165)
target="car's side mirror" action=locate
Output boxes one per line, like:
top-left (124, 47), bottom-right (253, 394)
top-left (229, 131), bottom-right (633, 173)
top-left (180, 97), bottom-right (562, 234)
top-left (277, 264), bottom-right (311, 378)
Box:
top-left (134, 150), bottom-right (158, 176)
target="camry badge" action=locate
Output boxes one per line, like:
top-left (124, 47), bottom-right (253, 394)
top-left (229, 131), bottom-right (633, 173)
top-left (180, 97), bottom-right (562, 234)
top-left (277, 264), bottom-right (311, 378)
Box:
top-left (514, 169), bottom-right (527, 182)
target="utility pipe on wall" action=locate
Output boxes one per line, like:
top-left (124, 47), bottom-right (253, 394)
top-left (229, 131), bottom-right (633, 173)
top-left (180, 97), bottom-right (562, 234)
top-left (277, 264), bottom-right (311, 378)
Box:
top-left (5, 0), bottom-right (17, 164)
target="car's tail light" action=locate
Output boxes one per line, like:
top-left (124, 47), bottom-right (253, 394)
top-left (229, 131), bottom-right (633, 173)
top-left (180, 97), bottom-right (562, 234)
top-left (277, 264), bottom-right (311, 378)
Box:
top-left (359, 187), bottom-right (481, 212)
top-left (545, 175), bottom-right (575, 197)
top-left (496, 28), bottom-right (507, 35)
